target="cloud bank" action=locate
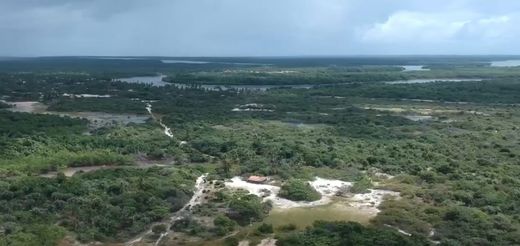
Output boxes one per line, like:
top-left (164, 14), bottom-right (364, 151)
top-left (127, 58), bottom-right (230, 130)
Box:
top-left (1, 0), bottom-right (519, 56)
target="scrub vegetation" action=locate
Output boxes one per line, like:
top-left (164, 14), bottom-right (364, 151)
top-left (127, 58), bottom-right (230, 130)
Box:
top-left (1, 56), bottom-right (520, 245)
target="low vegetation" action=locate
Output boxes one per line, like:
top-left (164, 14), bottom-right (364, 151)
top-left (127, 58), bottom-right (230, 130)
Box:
top-left (279, 179), bottom-right (321, 202)
top-left (0, 168), bottom-right (200, 244)
top-left (277, 221), bottom-right (430, 246)
top-left (1, 57), bottom-right (520, 245)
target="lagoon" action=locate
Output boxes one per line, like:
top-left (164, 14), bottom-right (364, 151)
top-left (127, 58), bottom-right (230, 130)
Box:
top-left (491, 60), bottom-right (520, 67)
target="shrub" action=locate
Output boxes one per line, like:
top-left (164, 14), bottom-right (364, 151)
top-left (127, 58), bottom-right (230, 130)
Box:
top-left (278, 224), bottom-right (297, 232)
top-left (214, 214), bottom-right (236, 236)
top-left (152, 224), bottom-right (167, 234)
top-left (350, 176), bottom-right (373, 194)
top-left (257, 223), bottom-right (274, 234)
top-left (279, 179), bottom-right (321, 201)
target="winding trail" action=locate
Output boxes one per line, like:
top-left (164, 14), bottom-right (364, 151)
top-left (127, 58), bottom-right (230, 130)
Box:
top-left (126, 173), bottom-right (208, 246)
top-left (146, 103), bottom-right (173, 138)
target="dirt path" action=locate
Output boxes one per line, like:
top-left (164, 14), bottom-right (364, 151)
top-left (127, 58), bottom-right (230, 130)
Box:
top-left (145, 103), bottom-right (173, 138)
top-left (126, 173), bottom-right (209, 246)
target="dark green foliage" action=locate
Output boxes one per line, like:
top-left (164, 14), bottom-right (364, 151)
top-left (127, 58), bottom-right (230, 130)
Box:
top-left (49, 98), bottom-right (146, 113)
top-left (314, 79), bottom-right (520, 104)
top-left (223, 236), bottom-right (240, 246)
top-left (0, 168), bottom-right (198, 243)
top-left (152, 224), bottom-right (168, 234)
top-left (147, 149), bottom-right (166, 160)
top-left (213, 214), bottom-right (237, 236)
top-left (278, 224), bottom-right (297, 232)
top-left (436, 206), bottom-right (520, 245)
top-left (171, 216), bottom-right (205, 235)
top-left (257, 223), bottom-right (274, 234)
top-left (0, 224), bottom-right (65, 246)
top-left (227, 193), bottom-right (272, 225)
top-left (2, 58), bottom-right (520, 245)
top-left (0, 111), bottom-right (87, 137)
top-left (350, 176), bottom-right (373, 194)
top-left (0, 101), bottom-right (10, 109)
top-left (279, 179), bottom-right (321, 202)
top-left (277, 221), bottom-right (430, 246)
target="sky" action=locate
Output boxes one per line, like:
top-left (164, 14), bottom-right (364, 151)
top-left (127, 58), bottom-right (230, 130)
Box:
top-left (1, 0), bottom-right (520, 56)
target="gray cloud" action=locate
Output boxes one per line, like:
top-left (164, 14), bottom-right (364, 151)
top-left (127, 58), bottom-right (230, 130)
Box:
top-left (1, 0), bottom-right (519, 56)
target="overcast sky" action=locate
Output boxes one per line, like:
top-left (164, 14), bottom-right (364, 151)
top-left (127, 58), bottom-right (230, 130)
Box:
top-left (1, 0), bottom-right (520, 56)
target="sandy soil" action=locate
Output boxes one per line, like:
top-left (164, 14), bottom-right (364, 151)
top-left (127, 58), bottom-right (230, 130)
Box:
top-left (225, 177), bottom-right (399, 214)
top-left (4, 101), bottom-right (149, 128)
top-left (146, 103), bottom-right (173, 138)
top-left (5, 101), bottom-right (48, 113)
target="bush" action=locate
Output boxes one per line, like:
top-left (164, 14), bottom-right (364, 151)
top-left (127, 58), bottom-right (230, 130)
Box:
top-left (350, 176), bottom-right (373, 194)
top-left (257, 223), bottom-right (273, 234)
top-left (152, 224), bottom-right (168, 234)
top-left (227, 193), bottom-right (271, 225)
top-left (147, 149), bottom-right (165, 160)
top-left (223, 237), bottom-right (239, 246)
top-left (214, 214), bottom-right (236, 236)
top-left (171, 217), bottom-right (205, 235)
top-left (278, 224), bottom-right (297, 232)
top-left (279, 179), bottom-right (321, 201)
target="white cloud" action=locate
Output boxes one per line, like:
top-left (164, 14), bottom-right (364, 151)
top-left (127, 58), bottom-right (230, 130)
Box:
top-left (457, 15), bottom-right (515, 40)
top-left (1, 0), bottom-right (520, 55)
top-left (361, 11), bottom-right (517, 43)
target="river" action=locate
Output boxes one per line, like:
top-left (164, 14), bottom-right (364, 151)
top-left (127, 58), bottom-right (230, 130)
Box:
top-left (401, 65), bottom-right (430, 72)
top-left (385, 78), bottom-right (483, 84)
top-left (117, 75), bottom-right (485, 90)
top-left (490, 60), bottom-right (520, 67)
top-left (116, 75), bottom-right (314, 91)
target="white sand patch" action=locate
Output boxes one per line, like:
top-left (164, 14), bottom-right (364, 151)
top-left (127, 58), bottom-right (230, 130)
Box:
top-left (238, 241), bottom-right (250, 246)
top-left (232, 103), bottom-right (275, 112)
top-left (384, 224), bottom-right (412, 236)
top-left (146, 103), bottom-right (152, 114)
top-left (310, 177), bottom-right (352, 196)
top-left (4, 101), bottom-right (48, 113)
top-left (4, 101), bottom-right (148, 128)
top-left (364, 106), bottom-right (489, 117)
top-left (257, 238), bottom-right (277, 246)
top-left (385, 78), bottom-right (482, 84)
top-left (161, 123), bottom-right (174, 138)
top-left (62, 93), bottom-right (111, 98)
top-left (404, 115), bottom-right (434, 121)
top-left (401, 65), bottom-right (430, 72)
top-left (349, 189), bottom-right (400, 215)
top-left (225, 177), bottom-right (348, 208)
top-left (232, 108), bottom-right (275, 112)
top-left (225, 177), bottom-right (398, 212)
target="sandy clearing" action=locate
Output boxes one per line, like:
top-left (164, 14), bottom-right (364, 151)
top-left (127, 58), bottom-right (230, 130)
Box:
top-left (363, 106), bottom-right (490, 116)
top-left (257, 238), bottom-right (277, 246)
top-left (225, 177), bottom-right (399, 213)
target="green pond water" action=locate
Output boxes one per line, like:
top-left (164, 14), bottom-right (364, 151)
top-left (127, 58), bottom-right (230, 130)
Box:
top-left (264, 202), bottom-right (372, 229)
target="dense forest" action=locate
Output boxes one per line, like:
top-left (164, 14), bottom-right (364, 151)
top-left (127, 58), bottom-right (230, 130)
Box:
top-left (0, 57), bottom-right (519, 245)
